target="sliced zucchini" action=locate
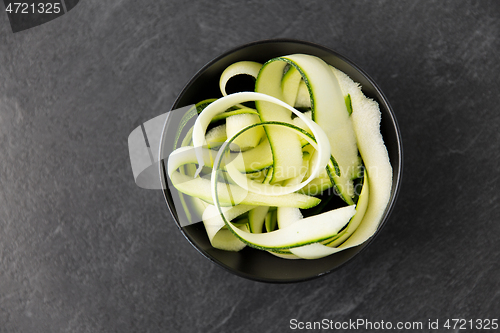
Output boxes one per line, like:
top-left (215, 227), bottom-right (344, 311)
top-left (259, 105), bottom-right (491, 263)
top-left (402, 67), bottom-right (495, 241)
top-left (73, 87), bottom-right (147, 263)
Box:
top-left (225, 111), bottom-right (264, 151)
top-left (248, 206), bottom-right (269, 233)
top-left (257, 54), bottom-right (361, 204)
top-left (213, 203), bottom-right (356, 250)
top-left (169, 171), bottom-right (321, 209)
top-left (255, 61), bottom-right (304, 183)
top-left (192, 92), bottom-right (331, 191)
top-left (203, 204), bottom-right (253, 251)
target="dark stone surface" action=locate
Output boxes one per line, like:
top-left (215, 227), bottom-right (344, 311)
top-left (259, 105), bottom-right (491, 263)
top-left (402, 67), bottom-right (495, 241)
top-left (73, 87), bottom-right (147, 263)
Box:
top-left (1, 0), bottom-right (499, 332)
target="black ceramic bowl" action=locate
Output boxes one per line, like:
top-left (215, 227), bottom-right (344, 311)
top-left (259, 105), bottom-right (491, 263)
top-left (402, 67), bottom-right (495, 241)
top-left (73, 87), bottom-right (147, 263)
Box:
top-left (160, 39), bottom-right (403, 283)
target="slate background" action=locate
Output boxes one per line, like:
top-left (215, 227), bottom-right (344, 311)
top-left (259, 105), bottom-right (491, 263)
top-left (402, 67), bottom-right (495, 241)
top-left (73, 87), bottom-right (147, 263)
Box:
top-left (1, 1), bottom-right (499, 332)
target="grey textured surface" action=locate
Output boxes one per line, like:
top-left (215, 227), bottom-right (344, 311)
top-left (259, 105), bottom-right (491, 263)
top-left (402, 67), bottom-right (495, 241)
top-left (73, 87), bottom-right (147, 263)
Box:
top-left (1, 0), bottom-right (499, 332)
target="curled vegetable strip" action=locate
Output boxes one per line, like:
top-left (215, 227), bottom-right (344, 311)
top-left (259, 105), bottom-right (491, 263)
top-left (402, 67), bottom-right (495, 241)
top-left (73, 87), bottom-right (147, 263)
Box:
top-left (207, 115), bottom-right (356, 249)
top-left (193, 92), bottom-right (331, 191)
top-left (214, 199), bottom-right (356, 250)
top-left (257, 55), bottom-right (360, 204)
top-left (219, 61), bottom-right (262, 109)
top-left (202, 204), bottom-right (254, 251)
top-left (289, 176), bottom-right (370, 259)
top-left (219, 61), bottom-right (262, 97)
top-left (167, 147), bottom-right (320, 208)
top-left (168, 137), bottom-right (273, 173)
top-left (224, 121), bottom-right (321, 196)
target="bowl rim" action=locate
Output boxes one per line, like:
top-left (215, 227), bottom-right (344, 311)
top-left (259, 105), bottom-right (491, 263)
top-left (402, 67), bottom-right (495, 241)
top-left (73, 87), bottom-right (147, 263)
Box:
top-left (160, 38), bottom-right (403, 283)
